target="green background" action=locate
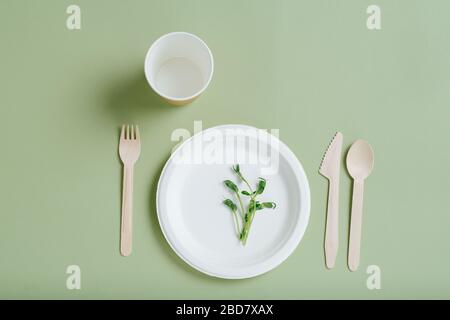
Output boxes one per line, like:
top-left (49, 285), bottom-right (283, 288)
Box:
top-left (1, 0), bottom-right (449, 299)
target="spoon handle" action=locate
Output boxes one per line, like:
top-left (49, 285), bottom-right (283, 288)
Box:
top-left (325, 179), bottom-right (339, 269)
top-left (348, 179), bottom-right (364, 271)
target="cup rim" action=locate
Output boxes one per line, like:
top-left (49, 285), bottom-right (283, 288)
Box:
top-left (144, 31), bottom-right (214, 102)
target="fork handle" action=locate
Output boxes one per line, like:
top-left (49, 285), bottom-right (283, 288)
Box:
top-left (348, 179), bottom-right (364, 271)
top-left (120, 165), bottom-right (134, 256)
top-left (325, 179), bottom-right (339, 269)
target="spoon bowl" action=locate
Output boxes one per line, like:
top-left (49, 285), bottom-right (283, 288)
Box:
top-left (346, 140), bottom-right (374, 180)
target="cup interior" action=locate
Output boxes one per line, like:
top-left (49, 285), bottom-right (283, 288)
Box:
top-left (145, 32), bottom-right (213, 101)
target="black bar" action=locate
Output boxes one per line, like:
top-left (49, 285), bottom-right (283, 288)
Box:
top-left (0, 300), bottom-right (446, 318)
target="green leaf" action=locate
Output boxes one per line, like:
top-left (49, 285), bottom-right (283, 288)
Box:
top-left (232, 164), bottom-right (246, 182)
top-left (256, 178), bottom-right (266, 194)
top-left (223, 199), bottom-right (237, 211)
top-left (241, 190), bottom-right (251, 196)
top-left (260, 202), bottom-right (277, 209)
top-left (224, 180), bottom-right (238, 193)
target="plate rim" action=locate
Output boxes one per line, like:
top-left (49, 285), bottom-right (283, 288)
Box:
top-left (156, 124), bottom-right (311, 279)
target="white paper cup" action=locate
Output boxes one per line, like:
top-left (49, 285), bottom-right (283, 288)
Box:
top-left (144, 32), bottom-right (214, 105)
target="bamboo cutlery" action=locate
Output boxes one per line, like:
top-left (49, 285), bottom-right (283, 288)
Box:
top-left (320, 132), bottom-right (374, 271)
top-left (319, 132), bottom-right (343, 269)
top-left (347, 140), bottom-right (374, 271)
top-left (119, 125), bottom-right (141, 256)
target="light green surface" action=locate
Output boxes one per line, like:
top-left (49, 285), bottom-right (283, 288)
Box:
top-left (1, 0), bottom-right (449, 299)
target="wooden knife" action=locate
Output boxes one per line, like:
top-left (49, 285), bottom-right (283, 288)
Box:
top-left (319, 132), bottom-right (343, 269)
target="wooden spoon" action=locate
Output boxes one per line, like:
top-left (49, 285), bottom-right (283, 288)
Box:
top-left (346, 140), bottom-right (374, 271)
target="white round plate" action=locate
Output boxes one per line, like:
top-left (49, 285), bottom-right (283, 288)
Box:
top-left (156, 125), bottom-right (310, 279)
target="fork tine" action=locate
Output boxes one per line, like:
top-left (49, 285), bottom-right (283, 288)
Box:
top-left (126, 125), bottom-right (130, 140)
top-left (131, 125), bottom-right (135, 140)
top-left (135, 125), bottom-right (140, 141)
top-left (120, 125), bottom-right (125, 140)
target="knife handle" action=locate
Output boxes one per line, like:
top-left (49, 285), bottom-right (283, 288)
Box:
top-left (348, 179), bottom-right (364, 271)
top-left (325, 179), bottom-right (339, 269)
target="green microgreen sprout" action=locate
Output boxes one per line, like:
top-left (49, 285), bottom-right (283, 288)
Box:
top-left (222, 165), bottom-right (276, 245)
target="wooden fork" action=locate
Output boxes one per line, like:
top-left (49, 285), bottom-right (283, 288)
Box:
top-left (119, 125), bottom-right (141, 256)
